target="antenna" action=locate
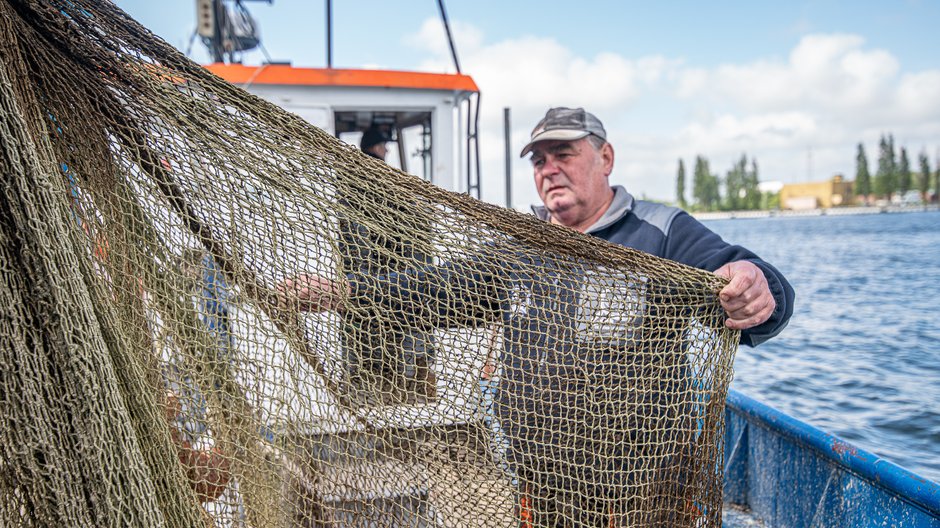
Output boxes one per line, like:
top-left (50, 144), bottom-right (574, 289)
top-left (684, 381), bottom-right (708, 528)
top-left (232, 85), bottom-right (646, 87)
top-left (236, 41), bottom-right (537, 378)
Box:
top-left (436, 0), bottom-right (461, 74)
top-left (195, 0), bottom-right (269, 64)
top-left (196, 0), bottom-right (224, 62)
top-left (325, 0), bottom-right (333, 68)
top-left (504, 107), bottom-right (512, 209)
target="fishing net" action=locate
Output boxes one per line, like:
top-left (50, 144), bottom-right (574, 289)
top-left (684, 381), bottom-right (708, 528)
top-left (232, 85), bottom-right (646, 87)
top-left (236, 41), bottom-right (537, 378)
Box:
top-left (0, 1), bottom-right (739, 526)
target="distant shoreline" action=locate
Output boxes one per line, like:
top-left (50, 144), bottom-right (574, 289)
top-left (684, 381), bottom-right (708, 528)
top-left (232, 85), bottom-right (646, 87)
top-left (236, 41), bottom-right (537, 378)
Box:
top-left (693, 204), bottom-right (940, 221)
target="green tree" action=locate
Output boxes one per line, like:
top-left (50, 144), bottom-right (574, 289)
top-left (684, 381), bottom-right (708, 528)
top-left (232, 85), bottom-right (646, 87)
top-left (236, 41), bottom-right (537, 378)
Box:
top-left (873, 136), bottom-right (887, 197)
top-left (855, 142), bottom-right (871, 200)
top-left (888, 135), bottom-right (898, 195)
top-left (722, 154), bottom-right (760, 210)
top-left (676, 158), bottom-right (687, 208)
top-left (693, 156), bottom-right (704, 208)
top-left (723, 155), bottom-right (747, 211)
top-left (935, 154), bottom-right (940, 202)
top-left (762, 191), bottom-right (780, 210)
top-left (745, 158), bottom-right (761, 209)
top-left (917, 150), bottom-right (930, 201)
top-left (933, 156), bottom-right (940, 202)
top-left (898, 147), bottom-right (911, 194)
top-left (693, 155), bottom-right (720, 211)
top-left (874, 134), bottom-right (897, 199)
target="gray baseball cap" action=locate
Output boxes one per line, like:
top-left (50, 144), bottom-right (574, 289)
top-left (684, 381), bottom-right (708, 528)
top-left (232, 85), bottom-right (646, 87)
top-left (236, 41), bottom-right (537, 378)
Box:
top-left (520, 107), bottom-right (607, 157)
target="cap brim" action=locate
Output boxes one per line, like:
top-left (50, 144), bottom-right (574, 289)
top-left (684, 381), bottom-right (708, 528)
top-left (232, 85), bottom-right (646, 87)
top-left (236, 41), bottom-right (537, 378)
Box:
top-left (519, 129), bottom-right (591, 157)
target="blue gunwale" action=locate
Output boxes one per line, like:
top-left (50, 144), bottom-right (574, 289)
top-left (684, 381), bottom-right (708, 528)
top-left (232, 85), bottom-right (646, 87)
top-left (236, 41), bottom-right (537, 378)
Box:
top-left (724, 389), bottom-right (940, 526)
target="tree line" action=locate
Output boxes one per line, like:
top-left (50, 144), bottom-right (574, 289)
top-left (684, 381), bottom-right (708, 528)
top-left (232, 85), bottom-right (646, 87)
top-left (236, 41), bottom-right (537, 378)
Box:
top-left (675, 154), bottom-right (769, 212)
top-left (855, 134), bottom-right (939, 204)
top-left (677, 137), bottom-right (940, 212)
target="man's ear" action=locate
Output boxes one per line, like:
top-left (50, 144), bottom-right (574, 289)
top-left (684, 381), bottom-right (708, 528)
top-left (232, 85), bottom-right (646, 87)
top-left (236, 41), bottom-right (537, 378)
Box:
top-left (601, 142), bottom-right (615, 176)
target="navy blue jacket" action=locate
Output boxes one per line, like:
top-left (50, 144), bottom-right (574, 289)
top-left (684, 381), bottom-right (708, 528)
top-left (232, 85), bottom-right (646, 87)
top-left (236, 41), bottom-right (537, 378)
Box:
top-left (348, 186), bottom-right (794, 491)
top-left (533, 186), bottom-right (794, 346)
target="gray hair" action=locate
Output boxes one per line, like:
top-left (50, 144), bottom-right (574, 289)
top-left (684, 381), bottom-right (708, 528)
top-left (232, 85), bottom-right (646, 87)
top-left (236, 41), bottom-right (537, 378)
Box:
top-left (586, 134), bottom-right (607, 151)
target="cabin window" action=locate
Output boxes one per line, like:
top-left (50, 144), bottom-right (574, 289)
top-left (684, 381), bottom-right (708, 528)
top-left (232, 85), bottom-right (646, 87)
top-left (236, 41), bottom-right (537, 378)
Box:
top-left (334, 110), bottom-right (433, 183)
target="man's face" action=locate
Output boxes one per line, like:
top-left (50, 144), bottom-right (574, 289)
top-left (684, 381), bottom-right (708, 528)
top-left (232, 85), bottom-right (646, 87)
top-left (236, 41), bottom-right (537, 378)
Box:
top-left (530, 137), bottom-right (614, 228)
top-left (371, 142), bottom-right (388, 161)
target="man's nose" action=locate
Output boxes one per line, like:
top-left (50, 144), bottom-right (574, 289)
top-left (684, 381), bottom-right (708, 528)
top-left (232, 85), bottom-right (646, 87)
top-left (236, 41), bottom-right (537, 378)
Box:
top-left (539, 156), bottom-right (560, 177)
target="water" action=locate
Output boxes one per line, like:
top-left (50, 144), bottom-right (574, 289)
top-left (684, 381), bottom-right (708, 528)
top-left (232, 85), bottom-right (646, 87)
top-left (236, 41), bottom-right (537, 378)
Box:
top-left (701, 211), bottom-right (940, 484)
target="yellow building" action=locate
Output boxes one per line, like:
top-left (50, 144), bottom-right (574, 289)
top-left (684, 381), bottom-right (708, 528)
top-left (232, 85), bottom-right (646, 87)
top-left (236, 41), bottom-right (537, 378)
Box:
top-left (779, 175), bottom-right (855, 210)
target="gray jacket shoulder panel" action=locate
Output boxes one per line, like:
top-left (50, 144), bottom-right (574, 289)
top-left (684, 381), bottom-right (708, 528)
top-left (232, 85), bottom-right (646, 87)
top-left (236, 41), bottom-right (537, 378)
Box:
top-left (628, 200), bottom-right (682, 236)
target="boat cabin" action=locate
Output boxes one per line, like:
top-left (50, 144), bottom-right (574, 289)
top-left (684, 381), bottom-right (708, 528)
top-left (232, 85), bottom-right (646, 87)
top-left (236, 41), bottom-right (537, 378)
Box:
top-left (205, 64), bottom-right (482, 198)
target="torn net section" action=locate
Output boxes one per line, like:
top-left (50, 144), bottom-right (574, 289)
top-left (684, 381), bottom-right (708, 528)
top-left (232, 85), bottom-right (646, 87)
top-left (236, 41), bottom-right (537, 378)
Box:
top-left (0, 1), bottom-right (738, 526)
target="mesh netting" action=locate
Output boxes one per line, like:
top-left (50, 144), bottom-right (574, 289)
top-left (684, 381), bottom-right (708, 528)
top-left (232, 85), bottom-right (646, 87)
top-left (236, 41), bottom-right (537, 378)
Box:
top-left (0, 1), bottom-right (739, 526)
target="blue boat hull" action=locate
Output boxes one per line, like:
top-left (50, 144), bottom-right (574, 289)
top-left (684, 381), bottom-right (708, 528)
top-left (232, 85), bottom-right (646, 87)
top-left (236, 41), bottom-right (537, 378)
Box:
top-left (723, 389), bottom-right (940, 527)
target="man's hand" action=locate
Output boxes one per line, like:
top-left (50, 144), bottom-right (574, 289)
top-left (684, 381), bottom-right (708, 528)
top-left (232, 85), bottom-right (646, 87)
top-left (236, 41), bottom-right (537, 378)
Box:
top-left (714, 261), bottom-right (776, 330)
top-left (278, 274), bottom-right (348, 313)
top-left (163, 391), bottom-right (231, 503)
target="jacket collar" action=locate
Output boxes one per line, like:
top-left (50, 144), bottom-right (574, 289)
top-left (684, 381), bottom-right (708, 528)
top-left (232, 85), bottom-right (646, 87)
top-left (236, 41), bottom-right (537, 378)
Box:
top-left (531, 185), bottom-right (634, 234)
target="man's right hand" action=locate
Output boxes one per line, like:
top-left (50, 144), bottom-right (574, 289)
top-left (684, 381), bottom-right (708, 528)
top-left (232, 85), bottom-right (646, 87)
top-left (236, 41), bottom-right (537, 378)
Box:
top-left (278, 274), bottom-right (348, 312)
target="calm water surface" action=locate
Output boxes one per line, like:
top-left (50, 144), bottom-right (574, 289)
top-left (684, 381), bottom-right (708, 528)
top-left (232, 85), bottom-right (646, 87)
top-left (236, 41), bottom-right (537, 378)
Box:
top-left (702, 211), bottom-right (940, 483)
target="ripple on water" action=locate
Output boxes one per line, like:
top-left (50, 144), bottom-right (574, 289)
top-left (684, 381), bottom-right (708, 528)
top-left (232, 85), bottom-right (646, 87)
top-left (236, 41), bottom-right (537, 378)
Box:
top-left (711, 211), bottom-right (940, 483)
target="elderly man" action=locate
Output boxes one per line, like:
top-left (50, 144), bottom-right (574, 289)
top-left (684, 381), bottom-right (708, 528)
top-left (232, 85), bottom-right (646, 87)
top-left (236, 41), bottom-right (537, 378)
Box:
top-left (502, 107), bottom-right (793, 525)
top-left (284, 107), bottom-right (794, 526)
top-left (521, 107), bottom-right (791, 343)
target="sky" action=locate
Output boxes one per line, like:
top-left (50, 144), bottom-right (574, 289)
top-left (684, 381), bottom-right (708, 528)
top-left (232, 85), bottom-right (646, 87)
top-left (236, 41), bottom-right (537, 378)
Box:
top-left (114, 0), bottom-right (940, 209)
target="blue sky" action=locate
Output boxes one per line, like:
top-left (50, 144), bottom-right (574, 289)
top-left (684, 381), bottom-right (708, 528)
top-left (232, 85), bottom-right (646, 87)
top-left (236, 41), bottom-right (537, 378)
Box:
top-left (115, 0), bottom-right (940, 207)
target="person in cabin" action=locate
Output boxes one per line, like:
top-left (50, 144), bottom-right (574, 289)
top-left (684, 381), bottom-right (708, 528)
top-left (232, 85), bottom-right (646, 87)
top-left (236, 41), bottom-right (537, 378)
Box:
top-left (282, 107), bottom-right (794, 526)
top-left (360, 125), bottom-right (389, 161)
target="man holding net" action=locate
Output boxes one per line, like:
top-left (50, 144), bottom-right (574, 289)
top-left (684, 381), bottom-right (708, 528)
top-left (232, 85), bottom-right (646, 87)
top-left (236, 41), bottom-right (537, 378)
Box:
top-left (510, 107), bottom-right (793, 525)
top-left (520, 107), bottom-right (790, 340)
top-left (284, 107), bottom-right (793, 526)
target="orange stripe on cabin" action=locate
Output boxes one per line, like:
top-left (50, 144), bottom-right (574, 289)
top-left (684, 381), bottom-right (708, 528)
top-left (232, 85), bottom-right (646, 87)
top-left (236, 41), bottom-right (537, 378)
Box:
top-left (205, 64), bottom-right (479, 93)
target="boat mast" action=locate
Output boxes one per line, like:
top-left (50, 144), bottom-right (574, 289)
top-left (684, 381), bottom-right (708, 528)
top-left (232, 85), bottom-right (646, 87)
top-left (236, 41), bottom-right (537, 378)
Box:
top-left (436, 0), bottom-right (461, 74)
top-left (325, 0), bottom-right (333, 68)
top-left (195, 0), bottom-right (268, 64)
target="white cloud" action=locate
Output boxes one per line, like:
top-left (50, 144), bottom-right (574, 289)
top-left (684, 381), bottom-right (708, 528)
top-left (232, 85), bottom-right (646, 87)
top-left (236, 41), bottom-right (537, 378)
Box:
top-left (405, 21), bottom-right (940, 205)
top-left (897, 70), bottom-right (940, 121)
top-left (680, 112), bottom-right (819, 152)
top-left (405, 17), bottom-right (484, 60)
top-left (405, 18), bottom-right (681, 207)
top-left (676, 68), bottom-right (707, 98)
top-left (677, 34), bottom-right (906, 122)
top-left (420, 38), bottom-right (654, 117)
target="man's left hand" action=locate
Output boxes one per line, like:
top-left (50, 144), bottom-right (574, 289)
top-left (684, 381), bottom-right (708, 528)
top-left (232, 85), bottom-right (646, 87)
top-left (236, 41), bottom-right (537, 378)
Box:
top-left (714, 261), bottom-right (776, 330)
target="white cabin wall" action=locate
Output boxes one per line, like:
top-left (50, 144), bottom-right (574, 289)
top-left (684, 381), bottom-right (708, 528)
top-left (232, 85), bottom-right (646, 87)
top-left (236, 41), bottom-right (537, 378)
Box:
top-left (234, 84), bottom-right (467, 193)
